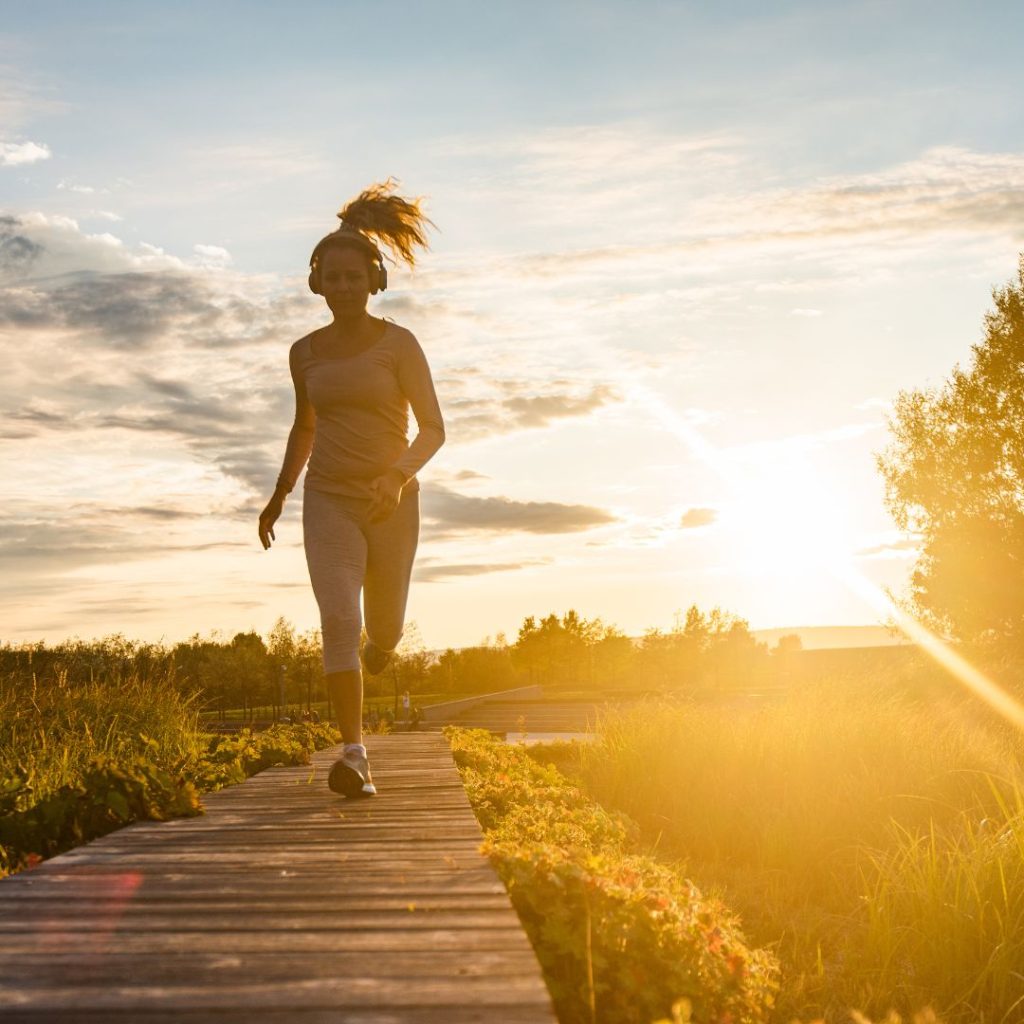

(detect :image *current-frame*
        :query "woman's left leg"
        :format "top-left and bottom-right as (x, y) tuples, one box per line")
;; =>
(362, 488), (420, 656)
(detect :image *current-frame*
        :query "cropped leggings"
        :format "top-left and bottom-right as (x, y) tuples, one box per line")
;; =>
(302, 486), (420, 675)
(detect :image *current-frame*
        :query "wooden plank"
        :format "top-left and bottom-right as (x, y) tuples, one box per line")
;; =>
(0, 974), (553, 1010)
(0, 735), (556, 1022)
(0, 950), (541, 984)
(0, 1009), (549, 1024)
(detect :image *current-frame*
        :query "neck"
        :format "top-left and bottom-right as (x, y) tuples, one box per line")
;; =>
(331, 310), (371, 334)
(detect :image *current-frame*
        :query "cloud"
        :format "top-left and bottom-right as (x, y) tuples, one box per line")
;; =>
(0, 141), (51, 167)
(193, 244), (233, 268)
(856, 536), (920, 559)
(0, 214), (321, 493)
(413, 560), (545, 582)
(0, 216), (44, 275)
(432, 141), (1024, 293)
(438, 377), (619, 441)
(680, 507), (717, 528)
(57, 180), (99, 194)
(422, 484), (615, 537)
(0, 513), (247, 574)
(0, 270), (224, 346)
(682, 146), (1024, 256)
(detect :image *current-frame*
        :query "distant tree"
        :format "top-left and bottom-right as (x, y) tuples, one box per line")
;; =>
(877, 256), (1024, 642)
(772, 634), (803, 656)
(390, 622), (432, 695)
(228, 630), (271, 712)
(513, 610), (608, 687)
(702, 608), (766, 690)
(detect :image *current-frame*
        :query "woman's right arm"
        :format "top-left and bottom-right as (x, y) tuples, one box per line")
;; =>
(259, 341), (316, 550)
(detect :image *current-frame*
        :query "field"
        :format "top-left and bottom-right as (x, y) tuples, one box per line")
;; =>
(5, 639), (1024, 1022)
(563, 683), (1024, 1022)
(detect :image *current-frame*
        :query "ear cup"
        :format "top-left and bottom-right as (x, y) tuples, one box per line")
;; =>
(308, 268), (321, 295)
(367, 260), (387, 295)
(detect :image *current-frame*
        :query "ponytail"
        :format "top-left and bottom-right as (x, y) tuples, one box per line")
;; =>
(336, 178), (433, 268)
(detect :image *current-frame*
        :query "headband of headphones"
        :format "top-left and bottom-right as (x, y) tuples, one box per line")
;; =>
(308, 222), (388, 295)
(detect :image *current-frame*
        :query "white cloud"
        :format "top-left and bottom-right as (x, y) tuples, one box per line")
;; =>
(193, 244), (233, 268)
(0, 140), (51, 167)
(428, 140), (1024, 293)
(58, 180), (103, 194)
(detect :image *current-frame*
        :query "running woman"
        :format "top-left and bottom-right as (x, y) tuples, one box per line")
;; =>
(258, 182), (445, 798)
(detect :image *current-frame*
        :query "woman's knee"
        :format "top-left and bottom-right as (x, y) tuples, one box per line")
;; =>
(321, 611), (362, 674)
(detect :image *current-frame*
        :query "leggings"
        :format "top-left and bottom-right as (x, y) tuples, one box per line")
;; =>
(302, 486), (420, 674)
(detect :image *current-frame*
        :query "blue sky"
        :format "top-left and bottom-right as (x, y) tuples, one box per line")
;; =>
(3, 2), (1024, 649)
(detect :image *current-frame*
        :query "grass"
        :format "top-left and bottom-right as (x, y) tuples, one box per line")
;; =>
(1, 666), (205, 808)
(0, 666), (342, 875)
(566, 684), (1024, 1022)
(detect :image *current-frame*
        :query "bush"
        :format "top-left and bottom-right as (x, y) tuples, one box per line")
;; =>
(448, 727), (779, 1024)
(0, 721), (341, 877)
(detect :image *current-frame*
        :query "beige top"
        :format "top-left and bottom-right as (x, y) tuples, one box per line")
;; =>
(282, 321), (445, 500)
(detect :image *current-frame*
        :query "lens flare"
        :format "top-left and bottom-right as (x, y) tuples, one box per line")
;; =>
(629, 380), (1024, 731)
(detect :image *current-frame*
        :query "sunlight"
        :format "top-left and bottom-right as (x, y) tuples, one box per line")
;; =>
(721, 455), (855, 581)
(630, 380), (1024, 731)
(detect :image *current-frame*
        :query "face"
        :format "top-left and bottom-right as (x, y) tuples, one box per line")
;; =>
(317, 244), (373, 317)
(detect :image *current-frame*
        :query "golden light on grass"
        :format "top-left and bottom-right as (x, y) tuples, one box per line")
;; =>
(631, 380), (1024, 732)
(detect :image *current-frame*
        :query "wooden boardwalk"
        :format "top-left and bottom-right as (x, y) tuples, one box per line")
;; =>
(0, 734), (556, 1023)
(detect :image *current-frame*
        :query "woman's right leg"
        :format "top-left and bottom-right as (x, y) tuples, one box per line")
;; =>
(302, 488), (368, 744)
(325, 669), (362, 745)
(363, 488), (420, 657)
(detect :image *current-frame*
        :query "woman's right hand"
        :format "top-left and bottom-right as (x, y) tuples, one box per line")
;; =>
(259, 493), (285, 550)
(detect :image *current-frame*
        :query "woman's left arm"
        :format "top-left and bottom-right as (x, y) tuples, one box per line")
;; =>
(391, 332), (446, 481)
(367, 333), (445, 521)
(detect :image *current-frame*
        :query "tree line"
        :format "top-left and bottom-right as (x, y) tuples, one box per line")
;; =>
(1, 605), (800, 716)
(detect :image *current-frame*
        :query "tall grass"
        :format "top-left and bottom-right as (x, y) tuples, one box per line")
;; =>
(857, 797), (1024, 1023)
(574, 685), (1024, 1022)
(1, 667), (205, 809)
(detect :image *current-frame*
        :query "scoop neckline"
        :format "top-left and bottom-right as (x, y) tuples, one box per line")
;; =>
(308, 320), (391, 361)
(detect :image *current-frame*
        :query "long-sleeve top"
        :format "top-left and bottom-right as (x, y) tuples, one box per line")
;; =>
(278, 321), (445, 500)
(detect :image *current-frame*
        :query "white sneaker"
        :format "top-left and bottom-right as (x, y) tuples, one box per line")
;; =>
(328, 746), (376, 798)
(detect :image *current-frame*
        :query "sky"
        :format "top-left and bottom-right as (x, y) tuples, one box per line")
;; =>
(2, 1), (1024, 652)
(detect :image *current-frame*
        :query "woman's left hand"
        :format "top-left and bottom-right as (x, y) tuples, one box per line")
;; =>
(367, 468), (405, 522)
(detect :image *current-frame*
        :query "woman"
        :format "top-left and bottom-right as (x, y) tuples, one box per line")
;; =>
(258, 182), (445, 798)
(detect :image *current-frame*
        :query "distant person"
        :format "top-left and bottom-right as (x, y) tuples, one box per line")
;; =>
(258, 182), (445, 798)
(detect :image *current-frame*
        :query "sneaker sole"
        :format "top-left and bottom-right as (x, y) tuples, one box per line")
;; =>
(360, 645), (392, 676)
(328, 760), (376, 798)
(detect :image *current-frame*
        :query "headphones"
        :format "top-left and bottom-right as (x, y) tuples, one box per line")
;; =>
(308, 225), (388, 296)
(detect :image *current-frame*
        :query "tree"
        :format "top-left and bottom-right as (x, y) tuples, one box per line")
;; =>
(877, 256), (1024, 642)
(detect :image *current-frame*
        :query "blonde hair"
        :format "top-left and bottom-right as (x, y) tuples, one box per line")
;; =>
(334, 178), (433, 268)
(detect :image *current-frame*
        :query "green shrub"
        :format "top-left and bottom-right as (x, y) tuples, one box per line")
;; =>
(448, 728), (779, 1024)
(0, 721), (341, 877)
(0, 746), (202, 875)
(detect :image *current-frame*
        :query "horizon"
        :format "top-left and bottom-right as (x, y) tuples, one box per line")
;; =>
(3, 2), (1024, 651)
(0, 619), (907, 655)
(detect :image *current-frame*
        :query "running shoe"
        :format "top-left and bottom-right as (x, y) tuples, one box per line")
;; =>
(360, 641), (392, 676)
(328, 746), (377, 798)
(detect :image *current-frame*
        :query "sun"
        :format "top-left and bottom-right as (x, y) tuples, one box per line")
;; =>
(720, 453), (857, 587)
